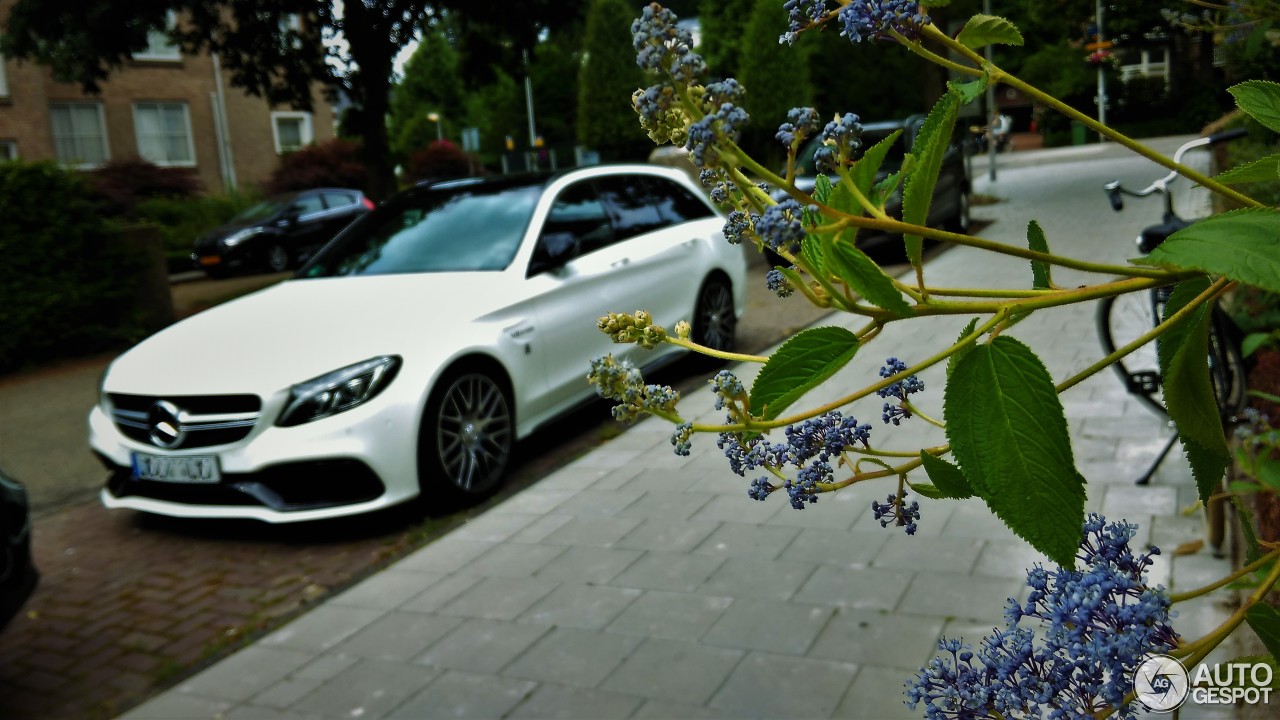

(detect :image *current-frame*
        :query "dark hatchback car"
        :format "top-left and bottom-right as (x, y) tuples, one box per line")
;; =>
(782, 114), (970, 253)
(193, 188), (374, 277)
(0, 467), (37, 632)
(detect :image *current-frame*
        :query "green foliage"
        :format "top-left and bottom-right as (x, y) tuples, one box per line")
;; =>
(748, 327), (860, 421)
(1142, 209), (1280, 293)
(83, 159), (202, 218)
(738, 0), (812, 166)
(265, 139), (370, 196)
(697, 0), (754, 78)
(0, 161), (146, 374)
(902, 86), (961, 266)
(1231, 80), (1280, 133)
(955, 15), (1024, 50)
(918, 452), (974, 499)
(1026, 221), (1052, 290)
(820, 232), (912, 316)
(578, 0), (649, 160)
(1245, 605), (1280, 661)
(944, 336), (1088, 566)
(388, 26), (466, 162)
(134, 192), (259, 271)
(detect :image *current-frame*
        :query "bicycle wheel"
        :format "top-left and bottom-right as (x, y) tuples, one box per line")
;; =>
(1097, 289), (1167, 416)
(1208, 307), (1248, 420)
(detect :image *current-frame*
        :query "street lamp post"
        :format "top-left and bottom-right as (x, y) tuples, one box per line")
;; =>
(427, 112), (443, 143)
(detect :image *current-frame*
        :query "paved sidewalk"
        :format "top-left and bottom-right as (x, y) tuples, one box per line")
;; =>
(120, 139), (1242, 720)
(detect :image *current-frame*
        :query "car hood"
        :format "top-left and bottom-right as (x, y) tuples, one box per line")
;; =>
(106, 273), (521, 396)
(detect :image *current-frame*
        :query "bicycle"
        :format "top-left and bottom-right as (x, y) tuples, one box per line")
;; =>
(1095, 130), (1250, 553)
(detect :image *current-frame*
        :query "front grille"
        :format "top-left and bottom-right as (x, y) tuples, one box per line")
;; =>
(109, 393), (262, 450)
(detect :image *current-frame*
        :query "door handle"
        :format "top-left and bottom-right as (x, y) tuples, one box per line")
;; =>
(610, 257), (631, 268)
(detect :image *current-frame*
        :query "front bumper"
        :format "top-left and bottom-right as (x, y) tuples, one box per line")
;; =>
(89, 392), (422, 523)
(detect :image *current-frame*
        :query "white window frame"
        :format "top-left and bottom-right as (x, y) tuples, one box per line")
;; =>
(271, 111), (313, 154)
(0, 141), (17, 161)
(132, 11), (181, 61)
(49, 102), (110, 168)
(132, 102), (196, 167)
(0, 51), (9, 98)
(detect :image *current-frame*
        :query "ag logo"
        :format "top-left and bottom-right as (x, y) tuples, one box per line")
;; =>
(1133, 653), (1189, 712)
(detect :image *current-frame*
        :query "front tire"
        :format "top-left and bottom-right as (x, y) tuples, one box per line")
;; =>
(265, 243), (291, 273)
(419, 370), (513, 503)
(947, 190), (971, 234)
(693, 276), (736, 353)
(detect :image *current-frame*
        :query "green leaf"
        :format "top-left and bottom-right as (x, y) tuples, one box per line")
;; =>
(1026, 220), (1052, 290)
(955, 14), (1024, 50)
(1258, 458), (1280, 491)
(1231, 496), (1263, 563)
(851, 129), (903, 205)
(1246, 604), (1280, 661)
(1230, 80), (1280, 134)
(800, 233), (825, 276)
(749, 326), (859, 420)
(828, 178), (860, 217)
(822, 230), (912, 316)
(1157, 278), (1230, 503)
(1243, 332), (1274, 357)
(947, 318), (980, 379)
(1228, 481), (1261, 495)
(919, 452), (973, 499)
(1250, 389), (1280, 404)
(903, 90), (960, 266)
(1140, 208), (1280, 294)
(944, 336), (1087, 566)
(952, 78), (988, 107)
(813, 174), (834, 205)
(907, 483), (948, 500)
(1215, 153), (1280, 184)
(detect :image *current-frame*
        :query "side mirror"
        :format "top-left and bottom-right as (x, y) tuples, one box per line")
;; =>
(529, 231), (579, 276)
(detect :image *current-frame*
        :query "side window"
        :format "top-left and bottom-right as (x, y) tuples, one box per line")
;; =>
(595, 175), (666, 241)
(322, 191), (357, 210)
(647, 177), (713, 224)
(291, 194), (325, 216)
(533, 182), (615, 268)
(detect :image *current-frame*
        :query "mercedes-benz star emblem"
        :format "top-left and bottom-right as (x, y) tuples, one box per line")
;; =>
(147, 400), (186, 449)
(1132, 653), (1189, 712)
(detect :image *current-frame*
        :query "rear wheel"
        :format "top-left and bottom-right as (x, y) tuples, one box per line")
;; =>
(419, 369), (513, 503)
(1097, 290), (1166, 416)
(693, 277), (736, 353)
(946, 190), (971, 234)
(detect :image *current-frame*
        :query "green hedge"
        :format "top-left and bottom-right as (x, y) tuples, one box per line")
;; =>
(134, 193), (259, 274)
(0, 161), (148, 374)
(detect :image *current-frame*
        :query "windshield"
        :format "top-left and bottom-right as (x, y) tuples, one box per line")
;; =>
(300, 185), (542, 277)
(231, 198), (291, 223)
(795, 128), (907, 177)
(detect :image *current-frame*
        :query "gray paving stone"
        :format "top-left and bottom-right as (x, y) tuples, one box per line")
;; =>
(505, 683), (644, 719)
(609, 551), (726, 593)
(701, 598), (833, 656)
(329, 570), (446, 611)
(503, 627), (644, 688)
(631, 700), (739, 718)
(398, 573), (484, 614)
(518, 583), (643, 629)
(852, 496), (961, 537)
(1101, 483), (1180, 518)
(692, 522), (802, 561)
(387, 670), (537, 719)
(777, 527), (888, 568)
(873, 534), (984, 574)
(537, 515), (645, 547)
(896, 572), (1023, 623)
(457, 542), (566, 578)
(936, 500), (1021, 541)
(395, 538), (498, 575)
(413, 617), (550, 674)
(330, 610), (464, 662)
(698, 556), (816, 602)
(808, 609), (945, 669)
(450, 512), (541, 542)
(491, 489), (579, 515)
(259, 606), (388, 653)
(223, 706), (326, 720)
(689, 494), (783, 524)
(604, 590), (732, 640)
(614, 518), (721, 553)
(436, 575), (560, 621)
(508, 514), (576, 543)
(601, 637), (744, 705)
(116, 693), (233, 719)
(709, 651), (858, 719)
(615, 490), (717, 521)
(793, 565), (914, 610)
(617, 468), (702, 494)
(549, 488), (644, 517)
(248, 676), (326, 711)
(290, 659), (439, 719)
(834, 664), (926, 719)
(175, 646), (312, 704)
(538, 465), (625, 491)
(763, 492), (864, 530)
(292, 653), (360, 681)
(533, 545), (644, 584)
(973, 540), (1051, 580)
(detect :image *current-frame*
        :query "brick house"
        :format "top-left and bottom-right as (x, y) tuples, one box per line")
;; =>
(0, 4), (334, 193)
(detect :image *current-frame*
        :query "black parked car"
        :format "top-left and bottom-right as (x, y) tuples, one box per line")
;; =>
(781, 114), (970, 253)
(193, 188), (375, 277)
(0, 467), (37, 632)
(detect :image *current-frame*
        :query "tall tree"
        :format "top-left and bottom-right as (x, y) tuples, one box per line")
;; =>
(698, 0), (754, 79)
(388, 23), (465, 163)
(738, 0), (813, 167)
(0, 0), (579, 198)
(578, 0), (649, 161)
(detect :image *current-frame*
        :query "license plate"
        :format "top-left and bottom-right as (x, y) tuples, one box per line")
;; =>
(198, 256), (222, 266)
(131, 453), (221, 484)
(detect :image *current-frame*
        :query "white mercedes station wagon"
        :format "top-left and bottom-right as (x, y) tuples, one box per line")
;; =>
(89, 165), (748, 522)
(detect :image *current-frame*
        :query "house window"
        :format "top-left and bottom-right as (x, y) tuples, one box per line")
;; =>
(271, 111), (313, 154)
(0, 52), (9, 97)
(133, 102), (195, 166)
(133, 11), (180, 61)
(49, 103), (109, 167)
(0, 141), (16, 161)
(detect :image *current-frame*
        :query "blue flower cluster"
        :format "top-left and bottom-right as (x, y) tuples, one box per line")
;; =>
(587, 354), (680, 423)
(765, 267), (795, 298)
(670, 421), (693, 456)
(755, 199), (811, 255)
(632, 2), (704, 83)
(871, 491), (920, 534)
(877, 357), (925, 425)
(719, 411), (872, 509)
(811, 113), (863, 174)
(710, 369), (747, 412)
(906, 515), (1178, 719)
(687, 102), (750, 168)
(776, 106), (822, 147)
(722, 210), (757, 245)
(781, 0), (831, 45)
(839, 1), (932, 44)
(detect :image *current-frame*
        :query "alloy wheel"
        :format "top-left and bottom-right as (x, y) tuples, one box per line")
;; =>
(434, 373), (512, 493)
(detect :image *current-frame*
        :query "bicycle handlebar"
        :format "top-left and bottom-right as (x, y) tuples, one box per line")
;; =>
(1103, 130), (1248, 211)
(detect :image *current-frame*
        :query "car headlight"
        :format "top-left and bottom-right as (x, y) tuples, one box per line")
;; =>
(276, 356), (402, 427)
(222, 227), (266, 247)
